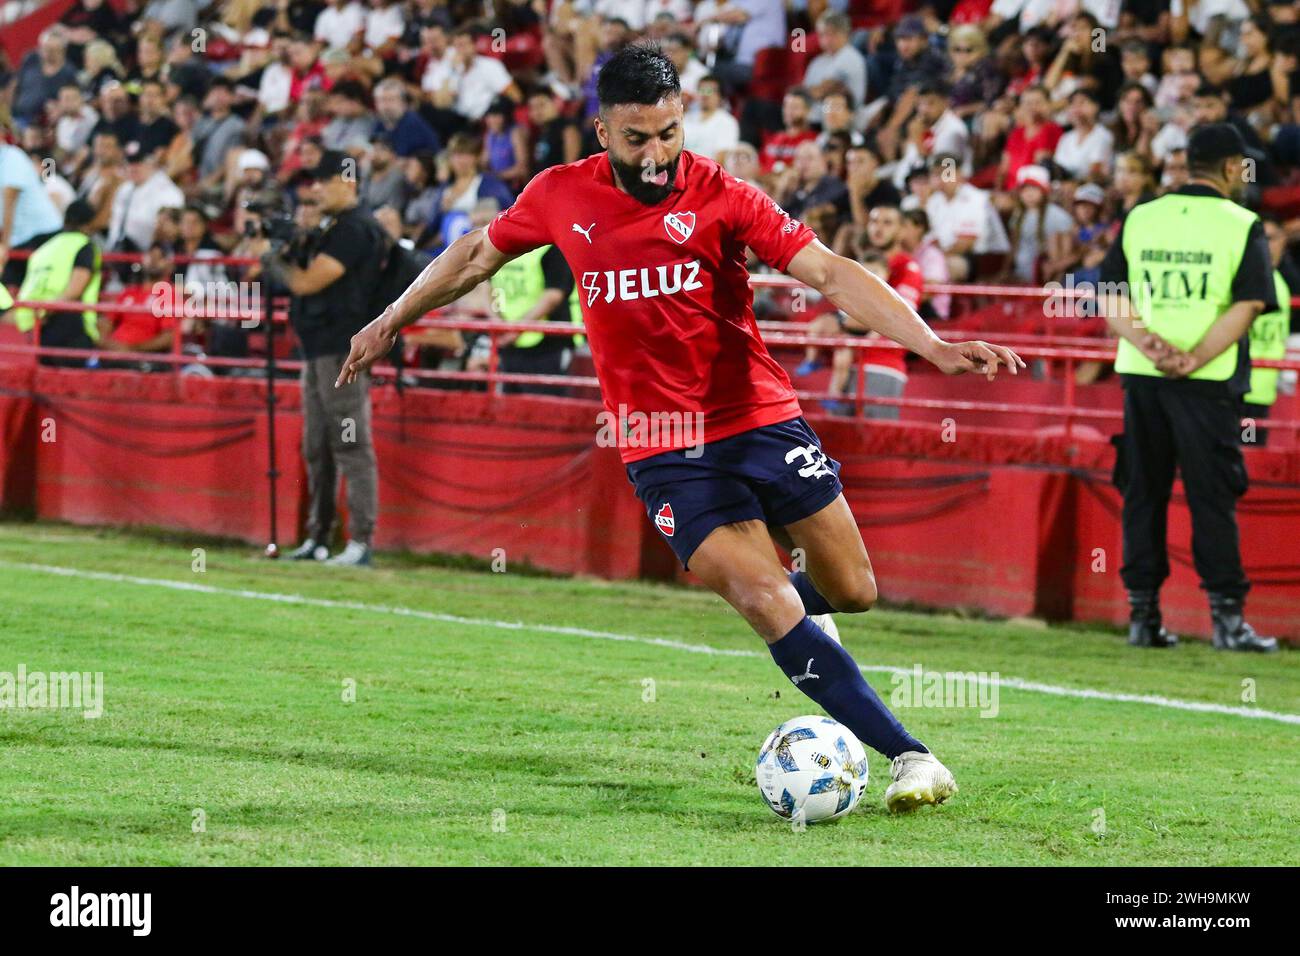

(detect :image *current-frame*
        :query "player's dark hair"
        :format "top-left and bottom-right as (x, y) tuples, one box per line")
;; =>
(596, 42), (681, 114)
(903, 208), (930, 231)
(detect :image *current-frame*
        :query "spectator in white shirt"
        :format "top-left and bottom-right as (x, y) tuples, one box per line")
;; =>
(893, 80), (970, 190)
(364, 0), (406, 54)
(53, 84), (99, 160)
(107, 141), (184, 254)
(662, 31), (710, 105)
(1053, 88), (1114, 180)
(314, 0), (366, 54)
(449, 26), (521, 122)
(684, 75), (740, 159)
(257, 34), (295, 117)
(419, 23), (457, 95)
(802, 12), (867, 108)
(924, 152), (1009, 281)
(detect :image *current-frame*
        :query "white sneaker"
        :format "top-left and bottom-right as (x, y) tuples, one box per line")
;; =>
(884, 751), (958, 813)
(810, 613), (841, 645)
(325, 541), (372, 567)
(287, 539), (329, 561)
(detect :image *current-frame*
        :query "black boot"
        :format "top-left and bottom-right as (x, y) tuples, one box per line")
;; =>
(1128, 590), (1178, 647)
(1209, 594), (1278, 653)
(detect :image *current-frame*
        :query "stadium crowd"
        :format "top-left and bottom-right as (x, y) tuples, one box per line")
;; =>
(2, 0), (1300, 392)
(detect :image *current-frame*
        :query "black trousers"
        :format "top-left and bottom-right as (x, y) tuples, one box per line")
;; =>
(499, 346), (572, 396)
(38, 313), (96, 368)
(1241, 401), (1271, 447)
(1113, 382), (1250, 600)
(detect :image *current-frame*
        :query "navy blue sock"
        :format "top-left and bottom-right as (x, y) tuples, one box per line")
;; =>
(769, 616), (927, 759)
(788, 571), (837, 615)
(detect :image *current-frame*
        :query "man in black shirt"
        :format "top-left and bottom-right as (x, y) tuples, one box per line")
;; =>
(526, 88), (581, 177)
(1097, 124), (1279, 652)
(136, 80), (180, 160)
(261, 151), (384, 567)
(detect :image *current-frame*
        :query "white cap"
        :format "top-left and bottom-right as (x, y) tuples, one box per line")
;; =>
(237, 149), (270, 173)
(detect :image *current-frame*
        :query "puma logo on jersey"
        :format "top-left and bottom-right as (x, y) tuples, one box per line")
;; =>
(572, 222), (595, 243)
(581, 260), (705, 306)
(790, 658), (819, 685)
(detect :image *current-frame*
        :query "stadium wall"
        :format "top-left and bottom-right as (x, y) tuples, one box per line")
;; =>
(0, 364), (1297, 642)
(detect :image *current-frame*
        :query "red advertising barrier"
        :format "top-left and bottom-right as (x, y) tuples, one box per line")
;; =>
(1, 367), (1297, 642)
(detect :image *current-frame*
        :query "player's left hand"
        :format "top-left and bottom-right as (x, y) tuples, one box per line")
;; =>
(336, 307), (399, 387)
(929, 340), (1026, 380)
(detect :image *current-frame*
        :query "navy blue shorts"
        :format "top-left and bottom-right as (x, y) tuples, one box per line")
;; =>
(625, 416), (843, 570)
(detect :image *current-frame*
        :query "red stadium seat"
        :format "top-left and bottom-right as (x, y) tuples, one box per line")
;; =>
(785, 31), (820, 86)
(848, 0), (910, 30)
(749, 46), (790, 102)
(502, 30), (545, 74)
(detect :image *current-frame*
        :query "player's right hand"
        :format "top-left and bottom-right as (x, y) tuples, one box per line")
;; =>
(336, 308), (399, 388)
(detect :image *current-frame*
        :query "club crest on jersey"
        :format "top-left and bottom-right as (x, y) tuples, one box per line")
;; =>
(654, 503), (675, 537)
(663, 211), (696, 245)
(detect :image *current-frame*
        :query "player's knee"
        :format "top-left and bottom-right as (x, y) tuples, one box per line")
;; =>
(831, 569), (877, 614)
(731, 578), (802, 630)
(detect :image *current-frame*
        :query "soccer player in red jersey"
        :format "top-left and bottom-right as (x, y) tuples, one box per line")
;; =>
(337, 45), (1024, 812)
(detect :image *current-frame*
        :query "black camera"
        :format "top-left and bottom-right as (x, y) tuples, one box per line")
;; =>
(244, 211), (298, 244)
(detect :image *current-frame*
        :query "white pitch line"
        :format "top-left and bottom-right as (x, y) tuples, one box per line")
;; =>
(3, 559), (1298, 726)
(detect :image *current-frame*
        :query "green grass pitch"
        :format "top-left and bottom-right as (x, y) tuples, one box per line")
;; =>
(0, 523), (1296, 866)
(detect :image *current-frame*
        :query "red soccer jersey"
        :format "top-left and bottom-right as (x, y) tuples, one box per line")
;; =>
(486, 150), (817, 462)
(109, 285), (177, 347)
(759, 128), (818, 172)
(887, 251), (924, 311)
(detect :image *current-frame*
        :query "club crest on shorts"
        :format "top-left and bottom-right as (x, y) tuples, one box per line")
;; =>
(663, 211), (696, 245)
(654, 502), (675, 536)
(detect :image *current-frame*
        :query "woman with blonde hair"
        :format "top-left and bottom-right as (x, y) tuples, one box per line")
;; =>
(948, 25), (1004, 121)
(81, 39), (125, 97)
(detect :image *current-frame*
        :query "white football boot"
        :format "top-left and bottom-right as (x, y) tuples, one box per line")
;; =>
(325, 540), (373, 567)
(884, 751), (958, 813)
(810, 613), (841, 645)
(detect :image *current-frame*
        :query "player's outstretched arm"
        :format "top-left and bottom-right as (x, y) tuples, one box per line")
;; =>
(335, 226), (514, 387)
(785, 239), (1026, 380)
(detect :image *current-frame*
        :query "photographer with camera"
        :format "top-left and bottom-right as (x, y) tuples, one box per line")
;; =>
(259, 151), (385, 568)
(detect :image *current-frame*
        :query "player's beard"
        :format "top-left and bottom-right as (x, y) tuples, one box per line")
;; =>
(608, 150), (681, 206)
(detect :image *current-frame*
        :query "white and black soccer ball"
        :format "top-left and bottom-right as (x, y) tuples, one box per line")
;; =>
(755, 715), (869, 823)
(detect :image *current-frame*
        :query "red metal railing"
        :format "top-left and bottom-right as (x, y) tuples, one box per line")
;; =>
(4, 259), (1299, 439)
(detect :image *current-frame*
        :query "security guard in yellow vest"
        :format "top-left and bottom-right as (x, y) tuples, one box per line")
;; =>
(488, 243), (578, 395)
(11, 200), (104, 368)
(1099, 124), (1278, 652)
(1239, 216), (1294, 447)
